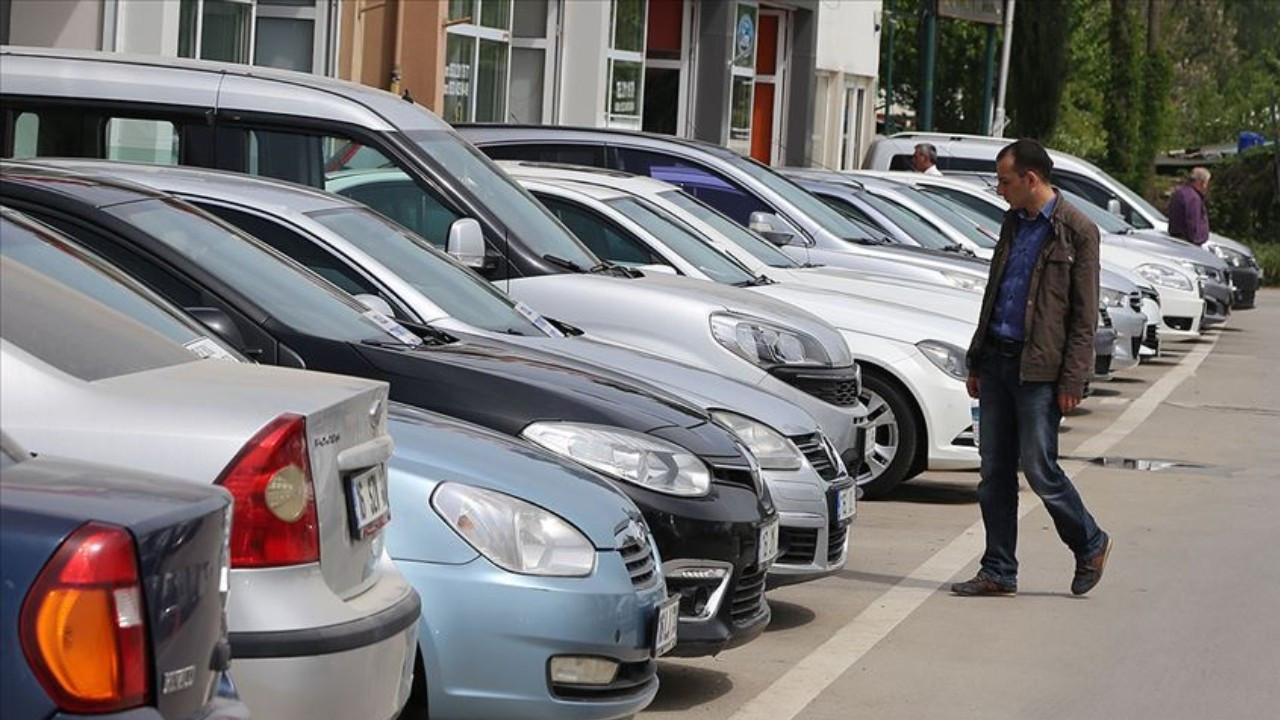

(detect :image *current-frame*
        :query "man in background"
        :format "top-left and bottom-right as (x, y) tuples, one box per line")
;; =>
(912, 143), (943, 175)
(1167, 166), (1211, 246)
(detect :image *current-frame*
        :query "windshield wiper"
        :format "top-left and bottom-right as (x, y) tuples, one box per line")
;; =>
(542, 254), (588, 273)
(588, 260), (643, 278)
(733, 274), (775, 287)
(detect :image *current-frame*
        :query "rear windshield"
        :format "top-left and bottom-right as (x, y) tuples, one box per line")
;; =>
(2, 215), (198, 381)
(105, 199), (413, 345)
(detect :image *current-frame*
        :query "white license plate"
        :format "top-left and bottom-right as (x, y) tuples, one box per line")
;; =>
(758, 517), (779, 565)
(653, 595), (679, 658)
(347, 467), (391, 539)
(835, 485), (857, 523)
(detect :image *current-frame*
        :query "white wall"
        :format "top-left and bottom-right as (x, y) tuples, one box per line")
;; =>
(114, 0), (181, 56)
(815, 0), (881, 77)
(556, 0), (610, 126)
(8, 0), (102, 49)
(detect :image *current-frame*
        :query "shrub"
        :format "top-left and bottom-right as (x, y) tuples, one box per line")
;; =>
(1207, 147), (1280, 248)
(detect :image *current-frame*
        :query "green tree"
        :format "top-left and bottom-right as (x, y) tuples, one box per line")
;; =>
(1007, 0), (1070, 139)
(1103, 0), (1143, 189)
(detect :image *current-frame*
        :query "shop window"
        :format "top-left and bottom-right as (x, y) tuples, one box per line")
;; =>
(728, 2), (758, 154)
(445, 0), (513, 123)
(606, 0), (647, 130)
(179, 0), (327, 74)
(179, 0), (251, 63)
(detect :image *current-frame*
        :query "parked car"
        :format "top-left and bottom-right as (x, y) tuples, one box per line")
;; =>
(30, 159), (858, 588)
(3, 207), (673, 720)
(0, 432), (249, 720)
(830, 171), (998, 259)
(862, 131), (1262, 307)
(0, 207), (419, 720)
(0, 47), (867, 474)
(0, 163), (777, 657)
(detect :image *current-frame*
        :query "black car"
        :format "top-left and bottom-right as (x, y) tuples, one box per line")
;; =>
(0, 433), (247, 720)
(0, 163), (776, 657)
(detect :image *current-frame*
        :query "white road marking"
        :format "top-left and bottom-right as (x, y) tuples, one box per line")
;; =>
(726, 333), (1222, 720)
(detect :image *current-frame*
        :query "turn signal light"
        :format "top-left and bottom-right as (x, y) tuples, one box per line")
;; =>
(20, 522), (149, 713)
(216, 414), (319, 567)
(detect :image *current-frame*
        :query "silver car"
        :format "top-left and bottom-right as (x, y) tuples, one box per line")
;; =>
(44, 160), (857, 586)
(0, 208), (419, 720)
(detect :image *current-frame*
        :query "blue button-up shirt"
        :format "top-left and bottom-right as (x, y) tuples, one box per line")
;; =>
(990, 196), (1057, 341)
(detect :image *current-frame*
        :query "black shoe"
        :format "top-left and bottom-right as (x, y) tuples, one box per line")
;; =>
(1072, 534), (1113, 596)
(951, 574), (1017, 597)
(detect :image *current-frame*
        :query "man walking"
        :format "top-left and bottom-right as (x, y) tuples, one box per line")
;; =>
(953, 138), (1112, 598)
(1167, 166), (1211, 246)
(912, 143), (943, 175)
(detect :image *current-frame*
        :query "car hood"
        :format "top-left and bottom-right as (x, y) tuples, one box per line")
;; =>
(768, 266), (982, 324)
(384, 404), (642, 556)
(504, 334), (821, 437)
(353, 333), (749, 464)
(507, 272), (853, 368)
(747, 282), (976, 348)
(1111, 231), (1229, 270)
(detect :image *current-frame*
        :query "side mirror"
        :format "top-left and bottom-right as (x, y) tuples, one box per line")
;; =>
(353, 293), (396, 318)
(635, 263), (678, 276)
(748, 211), (796, 246)
(1106, 198), (1123, 217)
(186, 306), (247, 350)
(446, 218), (486, 269)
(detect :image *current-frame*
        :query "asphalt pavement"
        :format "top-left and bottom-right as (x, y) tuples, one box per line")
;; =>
(645, 288), (1280, 720)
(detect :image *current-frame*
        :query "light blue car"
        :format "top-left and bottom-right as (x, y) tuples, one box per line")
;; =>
(384, 404), (673, 720)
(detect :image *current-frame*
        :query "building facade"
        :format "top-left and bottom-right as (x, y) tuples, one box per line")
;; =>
(1, 0), (880, 167)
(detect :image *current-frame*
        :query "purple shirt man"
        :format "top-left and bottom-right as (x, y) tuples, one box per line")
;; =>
(1167, 166), (1210, 246)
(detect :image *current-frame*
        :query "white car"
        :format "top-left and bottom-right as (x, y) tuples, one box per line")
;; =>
(503, 163), (985, 497)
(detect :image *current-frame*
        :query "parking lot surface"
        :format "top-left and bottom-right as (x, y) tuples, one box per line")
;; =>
(645, 289), (1280, 720)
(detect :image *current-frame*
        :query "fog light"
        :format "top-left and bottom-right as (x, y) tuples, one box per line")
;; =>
(550, 656), (618, 685)
(666, 566), (728, 581)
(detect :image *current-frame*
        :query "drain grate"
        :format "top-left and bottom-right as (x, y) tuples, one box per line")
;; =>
(1065, 456), (1227, 476)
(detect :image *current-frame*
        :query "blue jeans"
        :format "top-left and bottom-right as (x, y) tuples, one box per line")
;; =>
(976, 341), (1106, 585)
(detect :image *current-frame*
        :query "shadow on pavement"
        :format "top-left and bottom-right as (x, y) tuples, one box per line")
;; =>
(1088, 386), (1122, 397)
(763, 599), (816, 633)
(884, 479), (977, 505)
(650, 663), (734, 711)
(1106, 375), (1147, 384)
(835, 569), (947, 591)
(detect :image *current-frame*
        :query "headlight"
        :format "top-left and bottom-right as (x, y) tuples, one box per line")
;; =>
(940, 270), (987, 292)
(1134, 263), (1194, 291)
(522, 422), (711, 497)
(710, 411), (803, 471)
(1210, 244), (1245, 267)
(1099, 287), (1127, 308)
(916, 340), (968, 381)
(431, 483), (596, 576)
(710, 313), (833, 367)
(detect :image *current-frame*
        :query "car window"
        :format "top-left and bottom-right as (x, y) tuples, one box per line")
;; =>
(1, 220), (198, 382)
(330, 176), (462, 251)
(103, 199), (414, 345)
(307, 207), (546, 336)
(657, 189), (799, 268)
(918, 186), (1006, 225)
(482, 143), (609, 167)
(603, 196), (758, 285)
(196, 204), (387, 300)
(857, 192), (957, 250)
(615, 149), (771, 226)
(1059, 188), (1134, 234)
(536, 195), (665, 267)
(898, 187), (997, 248)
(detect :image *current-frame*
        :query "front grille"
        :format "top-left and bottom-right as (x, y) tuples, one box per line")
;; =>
(730, 565), (768, 626)
(1144, 323), (1160, 348)
(770, 367), (862, 407)
(777, 527), (818, 565)
(712, 466), (760, 494)
(617, 529), (658, 590)
(828, 524), (849, 564)
(1166, 316), (1193, 331)
(791, 433), (839, 480)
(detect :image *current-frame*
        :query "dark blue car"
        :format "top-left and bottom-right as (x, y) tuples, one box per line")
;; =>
(0, 433), (250, 720)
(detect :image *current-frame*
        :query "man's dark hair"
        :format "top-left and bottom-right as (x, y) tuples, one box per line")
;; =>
(996, 138), (1053, 183)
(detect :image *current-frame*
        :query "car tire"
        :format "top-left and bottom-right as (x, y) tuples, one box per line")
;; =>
(855, 370), (920, 499)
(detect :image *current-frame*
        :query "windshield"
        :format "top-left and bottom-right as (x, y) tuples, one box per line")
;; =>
(715, 155), (880, 241)
(406, 130), (600, 269)
(856, 192), (957, 250)
(1077, 157), (1167, 223)
(1060, 189), (1134, 234)
(107, 199), (415, 346)
(658, 189), (799, 268)
(898, 187), (997, 248)
(604, 196), (758, 285)
(307, 207), (545, 336)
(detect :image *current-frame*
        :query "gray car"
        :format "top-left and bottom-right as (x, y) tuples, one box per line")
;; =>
(42, 159), (857, 585)
(0, 208), (419, 720)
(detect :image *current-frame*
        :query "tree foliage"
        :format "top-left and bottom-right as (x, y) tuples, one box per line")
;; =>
(1006, 0), (1069, 140)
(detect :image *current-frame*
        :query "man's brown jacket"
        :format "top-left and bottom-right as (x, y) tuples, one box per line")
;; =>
(965, 190), (1100, 398)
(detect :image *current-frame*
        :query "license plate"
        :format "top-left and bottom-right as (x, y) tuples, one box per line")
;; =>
(758, 517), (779, 565)
(834, 485), (856, 523)
(653, 595), (679, 658)
(345, 467), (391, 539)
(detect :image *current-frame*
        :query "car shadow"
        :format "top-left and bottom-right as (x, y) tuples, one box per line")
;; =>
(1106, 375), (1146, 384)
(1088, 386), (1122, 397)
(834, 569), (947, 591)
(763, 599), (817, 632)
(885, 478), (977, 505)
(650, 663), (734, 710)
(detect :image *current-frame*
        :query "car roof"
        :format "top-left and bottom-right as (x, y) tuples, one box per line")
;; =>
(0, 161), (164, 207)
(498, 160), (677, 198)
(457, 123), (746, 160)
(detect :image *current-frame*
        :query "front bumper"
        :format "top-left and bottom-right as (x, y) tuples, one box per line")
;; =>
(893, 349), (978, 471)
(626, 480), (772, 657)
(761, 364), (867, 469)
(400, 550), (665, 720)
(1093, 324), (1118, 380)
(1229, 266), (1261, 307)
(1199, 277), (1232, 326)
(1106, 305), (1145, 372)
(765, 463), (855, 588)
(1155, 284), (1205, 340)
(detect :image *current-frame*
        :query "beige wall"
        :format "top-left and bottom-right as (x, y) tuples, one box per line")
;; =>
(8, 0), (102, 50)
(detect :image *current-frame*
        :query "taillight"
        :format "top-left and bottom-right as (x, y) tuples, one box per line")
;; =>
(216, 413), (320, 568)
(20, 522), (150, 713)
